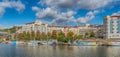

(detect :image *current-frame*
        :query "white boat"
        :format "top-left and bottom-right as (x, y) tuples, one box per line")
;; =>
(109, 41), (120, 46)
(28, 41), (38, 46)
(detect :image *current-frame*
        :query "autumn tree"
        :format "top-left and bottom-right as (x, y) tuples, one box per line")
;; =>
(51, 30), (57, 39)
(41, 32), (47, 40)
(30, 30), (35, 40)
(67, 31), (74, 42)
(47, 32), (51, 39)
(36, 30), (41, 40)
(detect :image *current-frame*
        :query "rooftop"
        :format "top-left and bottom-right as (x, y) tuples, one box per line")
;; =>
(110, 16), (120, 18)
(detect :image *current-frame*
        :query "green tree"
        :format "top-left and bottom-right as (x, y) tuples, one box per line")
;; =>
(57, 31), (67, 43)
(51, 30), (57, 39)
(21, 31), (26, 40)
(58, 31), (65, 37)
(77, 35), (83, 39)
(47, 32), (51, 40)
(90, 31), (95, 38)
(25, 32), (30, 40)
(85, 32), (89, 38)
(67, 31), (74, 42)
(67, 31), (74, 37)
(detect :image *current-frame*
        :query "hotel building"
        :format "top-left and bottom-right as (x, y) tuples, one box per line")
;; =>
(104, 15), (120, 39)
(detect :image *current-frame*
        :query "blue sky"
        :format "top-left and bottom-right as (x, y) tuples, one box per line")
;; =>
(0, 0), (120, 28)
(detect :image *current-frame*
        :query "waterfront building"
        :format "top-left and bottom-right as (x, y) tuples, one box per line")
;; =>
(17, 20), (102, 37)
(47, 25), (98, 36)
(104, 15), (120, 39)
(47, 26), (64, 33)
(64, 26), (78, 36)
(0, 32), (9, 41)
(19, 20), (48, 34)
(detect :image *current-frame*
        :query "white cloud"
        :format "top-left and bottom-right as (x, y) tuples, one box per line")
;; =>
(112, 11), (120, 16)
(32, 6), (76, 25)
(39, 0), (114, 10)
(32, 7), (100, 25)
(32, 6), (40, 12)
(0, 7), (5, 17)
(77, 0), (113, 9)
(76, 10), (99, 23)
(33, 7), (58, 19)
(33, 0), (116, 25)
(0, 0), (25, 16)
(51, 11), (75, 25)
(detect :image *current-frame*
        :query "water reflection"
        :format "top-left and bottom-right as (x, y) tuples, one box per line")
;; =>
(0, 44), (120, 57)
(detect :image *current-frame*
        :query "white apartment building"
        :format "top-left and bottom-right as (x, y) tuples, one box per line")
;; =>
(18, 20), (48, 34)
(104, 15), (120, 39)
(17, 20), (101, 36)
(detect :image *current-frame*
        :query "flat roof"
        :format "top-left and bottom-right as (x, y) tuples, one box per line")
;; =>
(110, 16), (120, 18)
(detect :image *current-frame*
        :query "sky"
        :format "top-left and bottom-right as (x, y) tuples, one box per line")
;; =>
(0, 0), (120, 28)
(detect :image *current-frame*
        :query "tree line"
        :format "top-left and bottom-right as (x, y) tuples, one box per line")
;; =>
(14, 30), (96, 43)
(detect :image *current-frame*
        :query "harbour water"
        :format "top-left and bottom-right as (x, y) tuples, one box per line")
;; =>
(0, 44), (120, 57)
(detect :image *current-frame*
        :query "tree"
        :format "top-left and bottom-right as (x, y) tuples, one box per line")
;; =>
(74, 35), (83, 40)
(90, 31), (95, 38)
(36, 30), (41, 40)
(67, 31), (74, 42)
(47, 32), (51, 39)
(30, 31), (35, 40)
(85, 32), (89, 38)
(57, 31), (67, 43)
(58, 31), (65, 37)
(25, 32), (30, 40)
(41, 32), (47, 40)
(77, 35), (83, 39)
(67, 31), (74, 38)
(21, 31), (26, 40)
(17, 33), (24, 40)
(51, 30), (57, 39)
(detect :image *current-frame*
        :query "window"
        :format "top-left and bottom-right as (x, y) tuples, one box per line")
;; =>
(117, 31), (119, 33)
(117, 35), (119, 37)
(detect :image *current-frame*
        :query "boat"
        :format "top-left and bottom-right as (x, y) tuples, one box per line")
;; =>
(72, 41), (97, 46)
(11, 41), (17, 45)
(47, 40), (57, 45)
(28, 41), (39, 46)
(108, 40), (120, 46)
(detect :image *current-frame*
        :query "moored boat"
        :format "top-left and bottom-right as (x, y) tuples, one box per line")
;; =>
(108, 41), (120, 46)
(72, 41), (97, 46)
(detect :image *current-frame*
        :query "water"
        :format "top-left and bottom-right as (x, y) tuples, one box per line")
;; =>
(0, 44), (120, 57)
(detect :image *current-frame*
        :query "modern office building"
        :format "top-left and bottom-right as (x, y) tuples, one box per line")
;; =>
(104, 15), (120, 39)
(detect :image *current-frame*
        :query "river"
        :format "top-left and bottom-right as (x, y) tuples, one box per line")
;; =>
(0, 44), (120, 57)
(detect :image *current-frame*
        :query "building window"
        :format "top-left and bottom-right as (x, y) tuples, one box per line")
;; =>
(117, 31), (119, 33)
